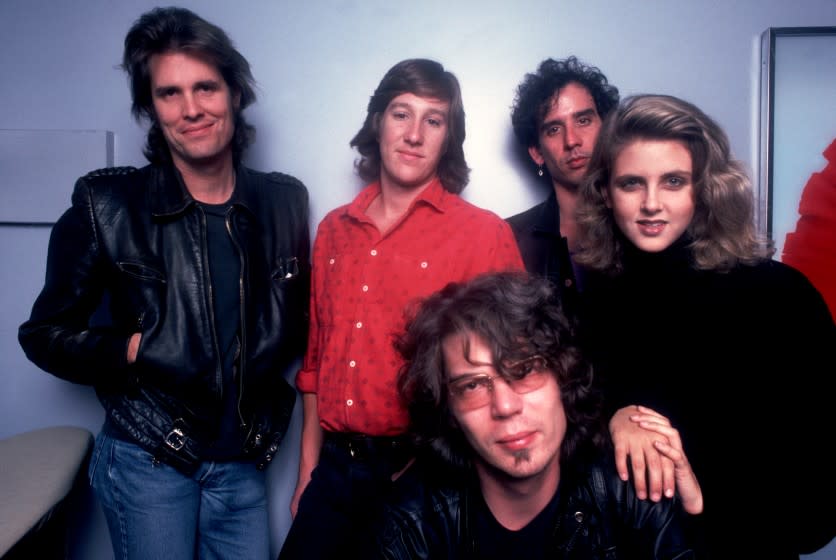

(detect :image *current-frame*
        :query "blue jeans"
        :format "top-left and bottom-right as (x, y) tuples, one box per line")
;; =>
(89, 430), (269, 560)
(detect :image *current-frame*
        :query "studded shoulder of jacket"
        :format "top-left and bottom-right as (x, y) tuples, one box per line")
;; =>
(82, 166), (139, 179)
(261, 170), (307, 193)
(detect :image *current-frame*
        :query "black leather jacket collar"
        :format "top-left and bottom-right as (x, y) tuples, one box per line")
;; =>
(148, 163), (259, 219)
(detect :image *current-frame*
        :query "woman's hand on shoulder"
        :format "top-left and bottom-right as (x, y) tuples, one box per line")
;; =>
(629, 406), (703, 514)
(610, 405), (675, 502)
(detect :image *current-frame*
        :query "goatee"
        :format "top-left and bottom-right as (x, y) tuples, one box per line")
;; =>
(512, 449), (531, 465)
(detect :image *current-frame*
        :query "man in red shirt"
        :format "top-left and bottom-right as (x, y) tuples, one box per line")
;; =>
(279, 59), (523, 559)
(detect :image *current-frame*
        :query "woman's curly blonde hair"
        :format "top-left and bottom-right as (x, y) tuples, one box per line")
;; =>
(575, 94), (772, 274)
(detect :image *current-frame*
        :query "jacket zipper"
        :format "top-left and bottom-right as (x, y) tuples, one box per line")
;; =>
(226, 207), (248, 429)
(198, 207), (225, 407)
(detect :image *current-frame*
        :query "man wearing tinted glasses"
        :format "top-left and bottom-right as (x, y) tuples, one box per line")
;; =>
(375, 272), (704, 559)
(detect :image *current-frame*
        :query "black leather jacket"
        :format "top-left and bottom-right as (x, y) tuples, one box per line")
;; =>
(376, 456), (701, 559)
(506, 192), (581, 320)
(19, 163), (310, 473)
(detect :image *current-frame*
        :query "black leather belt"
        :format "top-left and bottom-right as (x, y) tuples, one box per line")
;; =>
(324, 432), (411, 462)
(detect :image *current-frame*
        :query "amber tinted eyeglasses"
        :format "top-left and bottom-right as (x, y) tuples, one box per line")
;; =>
(446, 355), (550, 411)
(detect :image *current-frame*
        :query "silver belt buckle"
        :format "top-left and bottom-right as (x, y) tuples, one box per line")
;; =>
(164, 426), (186, 451)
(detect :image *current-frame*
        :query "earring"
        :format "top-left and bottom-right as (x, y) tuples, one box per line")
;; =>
(538, 166), (544, 177)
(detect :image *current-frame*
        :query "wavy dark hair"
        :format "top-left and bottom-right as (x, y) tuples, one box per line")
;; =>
(350, 58), (469, 194)
(122, 6), (256, 165)
(511, 56), (619, 180)
(396, 271), (604, 473)
(575, 94), (773, 274)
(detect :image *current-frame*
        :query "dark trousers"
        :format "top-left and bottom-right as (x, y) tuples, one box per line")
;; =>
(278, 432), (411, 560)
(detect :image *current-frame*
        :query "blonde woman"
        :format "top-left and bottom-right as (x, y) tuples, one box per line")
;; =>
(576, 94), (835, 559)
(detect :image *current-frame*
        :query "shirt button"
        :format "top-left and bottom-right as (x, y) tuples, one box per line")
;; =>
(420, 261), (428, 269)
(362, 285), (369, 292)
(356, 322), (363, 329)
(329, 258), (335, 265)
(370, 249), (378, 256)
(349, 360), (356, 368)
(346, 399), (354, 406)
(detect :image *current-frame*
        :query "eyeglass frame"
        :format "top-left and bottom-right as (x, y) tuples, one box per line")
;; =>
(445, 355), (552, 411)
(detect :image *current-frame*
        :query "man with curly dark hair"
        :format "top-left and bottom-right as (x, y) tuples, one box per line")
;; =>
(374, 272), (703, 559)
(507, 57), (619, 319)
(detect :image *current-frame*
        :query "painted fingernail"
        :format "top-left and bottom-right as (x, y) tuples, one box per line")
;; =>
(665, 488), (674, 498)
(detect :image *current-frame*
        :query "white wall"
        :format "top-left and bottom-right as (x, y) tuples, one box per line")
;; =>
(1, 1), (834, 558)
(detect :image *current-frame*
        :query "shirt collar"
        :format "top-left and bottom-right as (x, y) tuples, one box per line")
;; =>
(343, 177), (448, 221)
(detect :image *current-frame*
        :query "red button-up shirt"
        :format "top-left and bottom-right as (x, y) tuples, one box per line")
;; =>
(296, 179), (524, 435)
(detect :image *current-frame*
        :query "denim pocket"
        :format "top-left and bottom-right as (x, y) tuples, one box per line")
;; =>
(87, 430), (108, 484)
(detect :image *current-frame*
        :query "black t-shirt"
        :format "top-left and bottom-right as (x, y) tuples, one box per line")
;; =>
(201, 201), (243, 458)
(472, 486), (561, 559)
